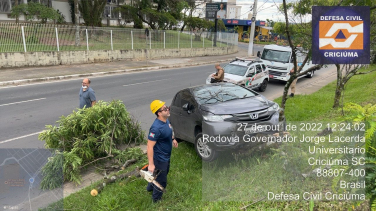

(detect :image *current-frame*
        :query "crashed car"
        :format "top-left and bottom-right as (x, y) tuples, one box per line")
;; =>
(169, 83), (285, 161)
(206, 58), (269, 92)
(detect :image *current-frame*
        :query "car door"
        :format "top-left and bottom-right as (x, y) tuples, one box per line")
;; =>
(252, 64), (265, 87)
(178, 90), (200, 142)
(244, 66), (255, 88)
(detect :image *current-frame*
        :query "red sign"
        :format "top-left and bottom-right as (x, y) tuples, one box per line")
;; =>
(259, 21), (265, 26)
(227, 20), (231, 24)
(232, 20), (239, 24)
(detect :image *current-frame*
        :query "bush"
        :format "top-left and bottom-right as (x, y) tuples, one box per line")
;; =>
(39, 100), (146, 188)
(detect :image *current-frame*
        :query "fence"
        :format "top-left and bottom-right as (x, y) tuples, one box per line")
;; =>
(0, 23), (238, 53)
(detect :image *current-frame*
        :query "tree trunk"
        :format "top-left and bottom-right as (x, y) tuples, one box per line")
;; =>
(74, 0), (80, 47)
(90, 168), (140, 196)
(15, 0), (19, 23)
(333, 64), (342, 108)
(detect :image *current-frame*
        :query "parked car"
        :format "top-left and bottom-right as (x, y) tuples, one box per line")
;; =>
(206, 58), (269, 92)
(169, 83), (285, 161)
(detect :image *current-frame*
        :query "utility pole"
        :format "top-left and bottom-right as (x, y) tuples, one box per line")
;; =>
(248, 0), (258, 57)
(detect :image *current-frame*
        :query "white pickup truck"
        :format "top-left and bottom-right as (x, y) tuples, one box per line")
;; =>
(206, 58), (269, 92)
(260, 44), (321, 81)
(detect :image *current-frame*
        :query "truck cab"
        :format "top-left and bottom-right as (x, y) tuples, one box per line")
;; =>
(260, 44), (319, 81)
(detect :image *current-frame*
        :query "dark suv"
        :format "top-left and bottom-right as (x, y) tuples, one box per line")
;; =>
(169, 83), (284, 161)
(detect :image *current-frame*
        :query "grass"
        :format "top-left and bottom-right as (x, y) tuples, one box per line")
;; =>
(41, 65), (375, 211)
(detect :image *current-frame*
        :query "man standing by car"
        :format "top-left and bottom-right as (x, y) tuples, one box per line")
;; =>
(211, 64), (224, 83)
(79, 78), (96, 109)
(147, 100), (178, 203)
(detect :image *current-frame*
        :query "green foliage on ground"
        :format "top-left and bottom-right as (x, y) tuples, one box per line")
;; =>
(38, 100), (146, 188)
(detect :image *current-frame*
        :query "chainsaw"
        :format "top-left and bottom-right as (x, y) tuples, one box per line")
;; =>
(139, 164), (165, 192)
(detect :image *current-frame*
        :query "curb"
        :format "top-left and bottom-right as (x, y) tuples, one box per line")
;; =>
(0, 58), (237, 87)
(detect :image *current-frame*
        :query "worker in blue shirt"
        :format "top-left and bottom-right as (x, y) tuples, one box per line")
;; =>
(147, 100), (178, 203)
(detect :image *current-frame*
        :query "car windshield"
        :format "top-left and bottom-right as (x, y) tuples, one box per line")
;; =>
(224, 64), (248, 76)
(193, 84), (257, 105)
(261, 49), (291, 63)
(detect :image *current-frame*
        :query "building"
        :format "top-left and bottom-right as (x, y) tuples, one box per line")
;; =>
(0, 0), (133, 26)
(226, 0), (241, 19)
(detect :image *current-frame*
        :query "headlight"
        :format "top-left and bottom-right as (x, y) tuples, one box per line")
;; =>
(281, 73), (288, 77)
(267, 103), (280, 112)
(203, 113), (233, 122)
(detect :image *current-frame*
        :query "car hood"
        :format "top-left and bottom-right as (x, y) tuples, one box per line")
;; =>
(206, 73), (245, 84)
(199, 95), (270, 115)
(223, 73), (244, 83)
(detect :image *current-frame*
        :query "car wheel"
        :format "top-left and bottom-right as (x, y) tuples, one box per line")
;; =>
(194, 133), (218, 162)
(258, 79), (268, 92)
(306, 71), (314, 78)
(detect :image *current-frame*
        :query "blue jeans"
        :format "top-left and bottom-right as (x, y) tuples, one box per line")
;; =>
(146, 159), (170, 202)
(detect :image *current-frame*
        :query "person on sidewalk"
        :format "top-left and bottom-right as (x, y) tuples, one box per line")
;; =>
(210, 63), (224, 83)
(146, 100), (178, 203)
(289, 61), (298, 97)
(79, 78), (96, 109)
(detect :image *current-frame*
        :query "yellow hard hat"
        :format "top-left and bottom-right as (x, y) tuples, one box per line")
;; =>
(150, 100), (165, 114)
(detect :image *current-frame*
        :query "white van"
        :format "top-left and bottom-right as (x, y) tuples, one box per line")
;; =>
(260, 44), (320, 82)
(206, 58), (269, 92)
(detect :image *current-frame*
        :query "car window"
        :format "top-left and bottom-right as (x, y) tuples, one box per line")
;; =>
(224, 64), (248, 76)
(256, 65), (262, 73)
(247, 66), (255, 76)
(261, 49), (291, 63)
(262, 64), (266, 71)
(192, 84), (257, 105)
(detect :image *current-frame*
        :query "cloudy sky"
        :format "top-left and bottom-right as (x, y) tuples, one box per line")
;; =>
(235, 0), (284, 21)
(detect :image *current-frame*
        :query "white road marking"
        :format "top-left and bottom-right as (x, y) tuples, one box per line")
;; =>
(0, 131), (43, 144)
(123, 78), (171, 87)
(0, 98), (46, 107)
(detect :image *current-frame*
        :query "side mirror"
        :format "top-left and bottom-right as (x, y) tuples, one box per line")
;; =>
(182, 103), (193, 114)
(182, 103), (189, 111)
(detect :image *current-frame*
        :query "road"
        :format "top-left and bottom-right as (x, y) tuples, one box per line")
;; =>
(237, 42), (264, 55)
(0, 62), (337, 149)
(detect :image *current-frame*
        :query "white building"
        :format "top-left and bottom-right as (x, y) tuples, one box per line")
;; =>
(226, 0), (241, 19)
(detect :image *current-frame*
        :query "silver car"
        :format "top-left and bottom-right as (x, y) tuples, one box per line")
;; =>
(169, 83), (285, 161)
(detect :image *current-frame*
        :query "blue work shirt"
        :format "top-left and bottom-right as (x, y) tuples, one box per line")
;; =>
(79, 87), (96, 109)
(148, 119), (173, 162)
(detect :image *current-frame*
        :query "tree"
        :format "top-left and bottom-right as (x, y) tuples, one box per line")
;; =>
(10, 2), (62, 23)
(79, 0), (107, 28)
(118, 0), (185, 30)
(279, 0), (375, 111)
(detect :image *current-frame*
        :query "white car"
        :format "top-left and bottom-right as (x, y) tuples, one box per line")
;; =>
(206, 58), (269, 92)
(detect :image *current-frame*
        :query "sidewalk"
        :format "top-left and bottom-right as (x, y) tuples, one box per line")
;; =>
(0, 49), (251, 86)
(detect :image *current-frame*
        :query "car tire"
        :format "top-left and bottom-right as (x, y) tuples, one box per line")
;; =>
(194, 133), (218, 162)
(258, 79), (268, 92)
(306, 71), (314, 78)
